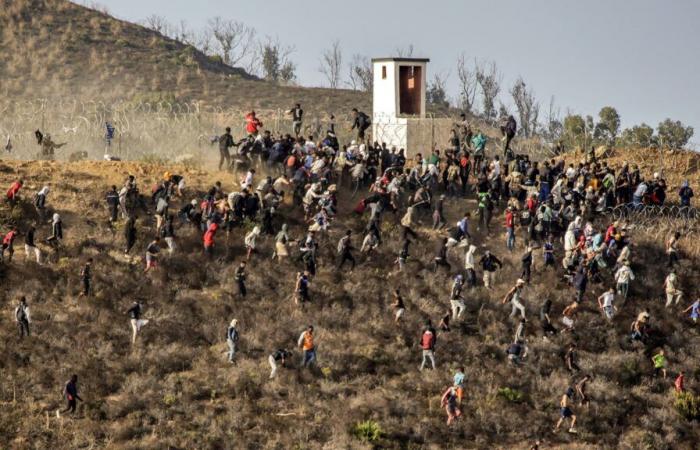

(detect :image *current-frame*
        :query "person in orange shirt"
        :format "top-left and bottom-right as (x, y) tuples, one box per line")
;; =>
(2, 227), (18, 262)
(297, 325), (316, 368)
(203, 222), (218, 258)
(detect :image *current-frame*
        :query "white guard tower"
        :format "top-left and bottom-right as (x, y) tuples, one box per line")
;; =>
(371, 57), (429, 153)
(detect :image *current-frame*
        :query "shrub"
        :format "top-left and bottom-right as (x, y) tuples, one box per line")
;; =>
(163, 393), (177, 406)
(497, 387), (524, 403)
(352, 420), (383, 443)
(674, 391), (700, 420)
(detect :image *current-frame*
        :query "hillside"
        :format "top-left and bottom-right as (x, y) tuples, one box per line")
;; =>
(0, 156), (699, 449)
(0, 0), (370, 112)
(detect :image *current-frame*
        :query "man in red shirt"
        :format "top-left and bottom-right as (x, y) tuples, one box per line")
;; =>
(2, 227), (18, 261)
(505, 206), (515, 252)
(245, 111), (263, 136)
(6, 179), (22, 204)
(203, 222), (218, 258)
(419, 321), (437, 371)
(675, 371), (685, 393)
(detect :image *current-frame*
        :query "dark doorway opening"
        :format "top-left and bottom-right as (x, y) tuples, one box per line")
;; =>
(399, 65), (421, 115)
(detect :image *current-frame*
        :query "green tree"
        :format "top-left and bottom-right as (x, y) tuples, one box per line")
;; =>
(620, 123), (655, 147)
(260, 37), (296, 83)
(563, 114), (586, 148)
(427, 73), (450, 109)
(594, 106), (621, 145)
(657, 119), (694, 149)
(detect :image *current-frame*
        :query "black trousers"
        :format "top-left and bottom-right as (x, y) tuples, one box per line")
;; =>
(18, 319), (30, 337)
(237, 280), (247, 297)
(338, 251), (355, 269)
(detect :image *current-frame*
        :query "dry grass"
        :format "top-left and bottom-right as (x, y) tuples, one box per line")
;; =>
(0, 157), (698, 449)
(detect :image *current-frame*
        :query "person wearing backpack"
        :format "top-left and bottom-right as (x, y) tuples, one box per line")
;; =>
(226, 319), (239, 363)
(14, 297), (31, 338)
(419, 321), (437, 370)
(337, 229), (356, 270)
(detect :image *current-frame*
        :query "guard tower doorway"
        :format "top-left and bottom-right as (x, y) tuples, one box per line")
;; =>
(399, 65), (422, 115)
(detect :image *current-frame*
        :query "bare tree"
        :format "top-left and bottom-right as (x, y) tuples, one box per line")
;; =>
(510, 77), (540, 138)
(456, 53), (477, 114)
(319, 40), (343, 89)
(259, 37), (296, 83)
(474, 60), (502, 121)
(545, 96), (563, 141)
(207, 17), (256, 67)
(427, 72), (451, 108)
(394, 44), (414, 58)
(347, 54), (373, 92)
(194, 28), (215, 56)
(143, 14), (171, 36)
(171, 20), (195, 45)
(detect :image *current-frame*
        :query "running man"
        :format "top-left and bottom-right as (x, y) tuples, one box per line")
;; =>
(554, 387), (578, 433)
(440, 386), (462, 425)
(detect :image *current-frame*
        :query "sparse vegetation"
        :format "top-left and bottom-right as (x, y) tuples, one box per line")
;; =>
(674, 391), (700, 421)
(352, 420), (384, 443)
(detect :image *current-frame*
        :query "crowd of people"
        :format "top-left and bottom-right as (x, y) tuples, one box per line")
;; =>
(2, 104), (697, 439)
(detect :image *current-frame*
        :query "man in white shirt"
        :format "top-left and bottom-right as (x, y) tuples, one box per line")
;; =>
(615, 262), (635, 303)
(241, 169), (255, 190)
(664, 270), (683, 308)
(598, 288), (616, 320)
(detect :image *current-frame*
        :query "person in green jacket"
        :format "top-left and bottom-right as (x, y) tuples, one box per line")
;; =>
(652, 350), (667, 378)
